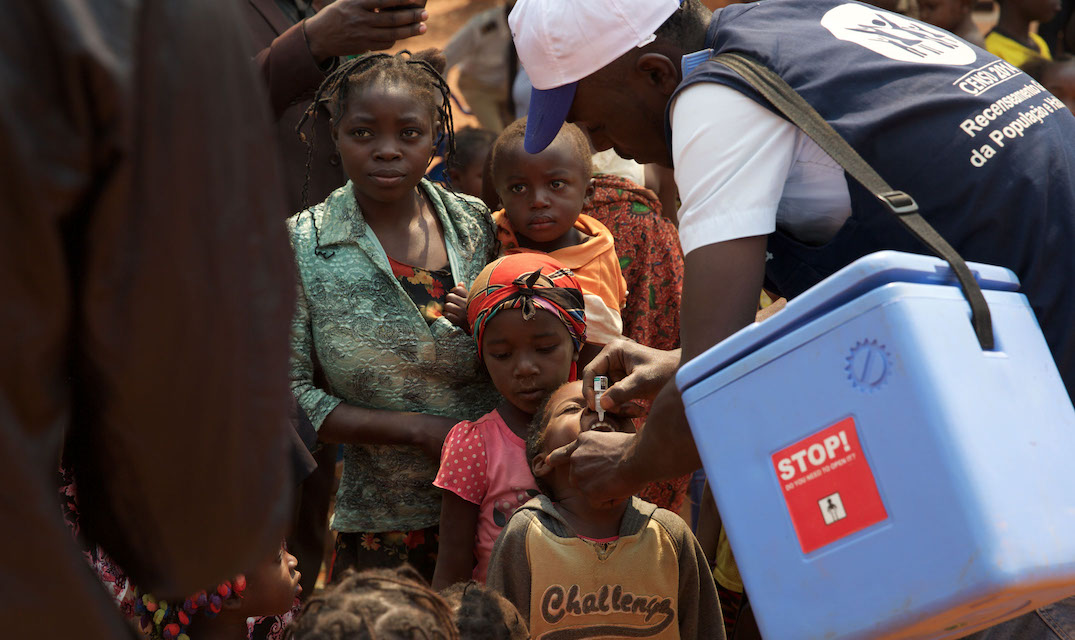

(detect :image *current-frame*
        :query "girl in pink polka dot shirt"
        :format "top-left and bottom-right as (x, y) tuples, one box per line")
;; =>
(431, 254), (587, 589)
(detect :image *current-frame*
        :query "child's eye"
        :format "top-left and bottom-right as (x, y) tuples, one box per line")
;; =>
(401, 128), (423, 139)
(351, 129), (372, 138)
(549, 180), (567, 190)
(536, 343), (561, 354)
(509, 184), (526, 194)
(488, 352), (510, 361)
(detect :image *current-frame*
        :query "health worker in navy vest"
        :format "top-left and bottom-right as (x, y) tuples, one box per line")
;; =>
(512, 0), (1075, 637)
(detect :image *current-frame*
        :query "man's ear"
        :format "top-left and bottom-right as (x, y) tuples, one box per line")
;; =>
(531, 452), (553, 479)
(636, 53), (681, 96)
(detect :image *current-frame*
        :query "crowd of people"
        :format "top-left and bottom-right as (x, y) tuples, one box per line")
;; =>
(3, 0), (1075, 638)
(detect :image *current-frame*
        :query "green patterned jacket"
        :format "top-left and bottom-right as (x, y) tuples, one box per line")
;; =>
(288, 179), (501, 532)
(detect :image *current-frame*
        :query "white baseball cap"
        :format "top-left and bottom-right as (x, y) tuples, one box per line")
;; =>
(509, 0), (682, 153)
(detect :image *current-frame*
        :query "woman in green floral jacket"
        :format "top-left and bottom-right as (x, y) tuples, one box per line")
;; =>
(288, 51), (500, 582)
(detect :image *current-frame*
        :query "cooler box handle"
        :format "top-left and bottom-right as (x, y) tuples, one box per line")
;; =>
(714, 52), (995, 351)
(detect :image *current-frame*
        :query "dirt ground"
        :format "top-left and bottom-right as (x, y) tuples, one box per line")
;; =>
(388, 0), (502, 129)
(412, 0), (501, 51)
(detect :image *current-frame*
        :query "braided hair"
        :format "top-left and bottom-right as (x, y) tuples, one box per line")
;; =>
(285, 565), (458, 639)
(296, 49), (459, 259)
(441, 581), (529, 640)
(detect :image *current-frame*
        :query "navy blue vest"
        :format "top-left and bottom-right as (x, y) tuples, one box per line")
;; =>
(669, 0), (1075, 400)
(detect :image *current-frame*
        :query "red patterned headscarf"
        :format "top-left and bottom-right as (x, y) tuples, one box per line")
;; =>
(467, 255), (587, 376)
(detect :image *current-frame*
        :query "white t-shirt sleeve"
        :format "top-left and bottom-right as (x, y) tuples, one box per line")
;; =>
(671, 82), (801, 255)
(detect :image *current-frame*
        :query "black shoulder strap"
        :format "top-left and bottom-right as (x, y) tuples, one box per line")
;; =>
(713, 51), (994, 350)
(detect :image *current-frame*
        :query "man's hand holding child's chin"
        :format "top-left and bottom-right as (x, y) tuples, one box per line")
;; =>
(545, 429), (647, 505)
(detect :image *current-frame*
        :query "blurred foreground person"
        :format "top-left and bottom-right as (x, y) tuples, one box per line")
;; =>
(0, 1), (295, 637)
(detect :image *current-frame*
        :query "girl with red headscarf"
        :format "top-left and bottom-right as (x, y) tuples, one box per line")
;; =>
(431, 254), (586, 589)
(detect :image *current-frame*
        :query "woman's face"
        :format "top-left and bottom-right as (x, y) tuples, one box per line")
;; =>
(332, 81), (437, 206)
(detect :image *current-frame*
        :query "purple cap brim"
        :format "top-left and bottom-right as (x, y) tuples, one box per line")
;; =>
(524, 82), (578, 154)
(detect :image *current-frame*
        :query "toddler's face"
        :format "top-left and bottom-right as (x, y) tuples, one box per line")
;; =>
(449, 153), (488, 200)
(495, 136), (592, 249)
(540, 380), (635, 456)
(241, 546), (301, 617)
(535, 380), (635, 505)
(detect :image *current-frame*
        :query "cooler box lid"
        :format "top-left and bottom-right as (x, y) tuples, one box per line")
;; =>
(676, 251), (1019, 392)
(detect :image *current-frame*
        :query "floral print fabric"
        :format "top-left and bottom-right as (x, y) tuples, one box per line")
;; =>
(59, 465), (296, 640)
(288, 179), (501, 533)
(582, 173), (683, 352)
(387, 256), (454, 324)
(330, 527), (440, 584)
(582, 173), (691, 513)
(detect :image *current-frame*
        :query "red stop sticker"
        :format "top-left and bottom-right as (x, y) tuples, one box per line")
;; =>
(771, 417), (887, 554)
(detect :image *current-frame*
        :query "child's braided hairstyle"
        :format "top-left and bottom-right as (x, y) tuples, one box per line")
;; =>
(441, 581), (529, 640)
(285, 565), (458, 640)
(296, 49), (467, 259)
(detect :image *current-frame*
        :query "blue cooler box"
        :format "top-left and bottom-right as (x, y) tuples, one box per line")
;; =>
(676, 251), (1075, 640)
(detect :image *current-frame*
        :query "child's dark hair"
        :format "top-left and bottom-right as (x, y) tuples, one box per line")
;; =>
(286, 565), (458, 639)
(296, 49), (459, 258)
(490, 118), (593, 186)
(448, 126), (496, 173)
(525, 391), (560, 499)
(440, 581), (529, 640)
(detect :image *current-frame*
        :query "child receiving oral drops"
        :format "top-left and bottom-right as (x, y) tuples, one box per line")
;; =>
(487, 380), (725, 639)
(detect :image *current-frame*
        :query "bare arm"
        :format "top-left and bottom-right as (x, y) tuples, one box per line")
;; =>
(303, 0), (429, 61)
(551, 236), (768, 501)
(431, 492), (480, 591)
(318, 404), (455, 460)
(289, 271), (453, 459)
(252, 0), (429, 118)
